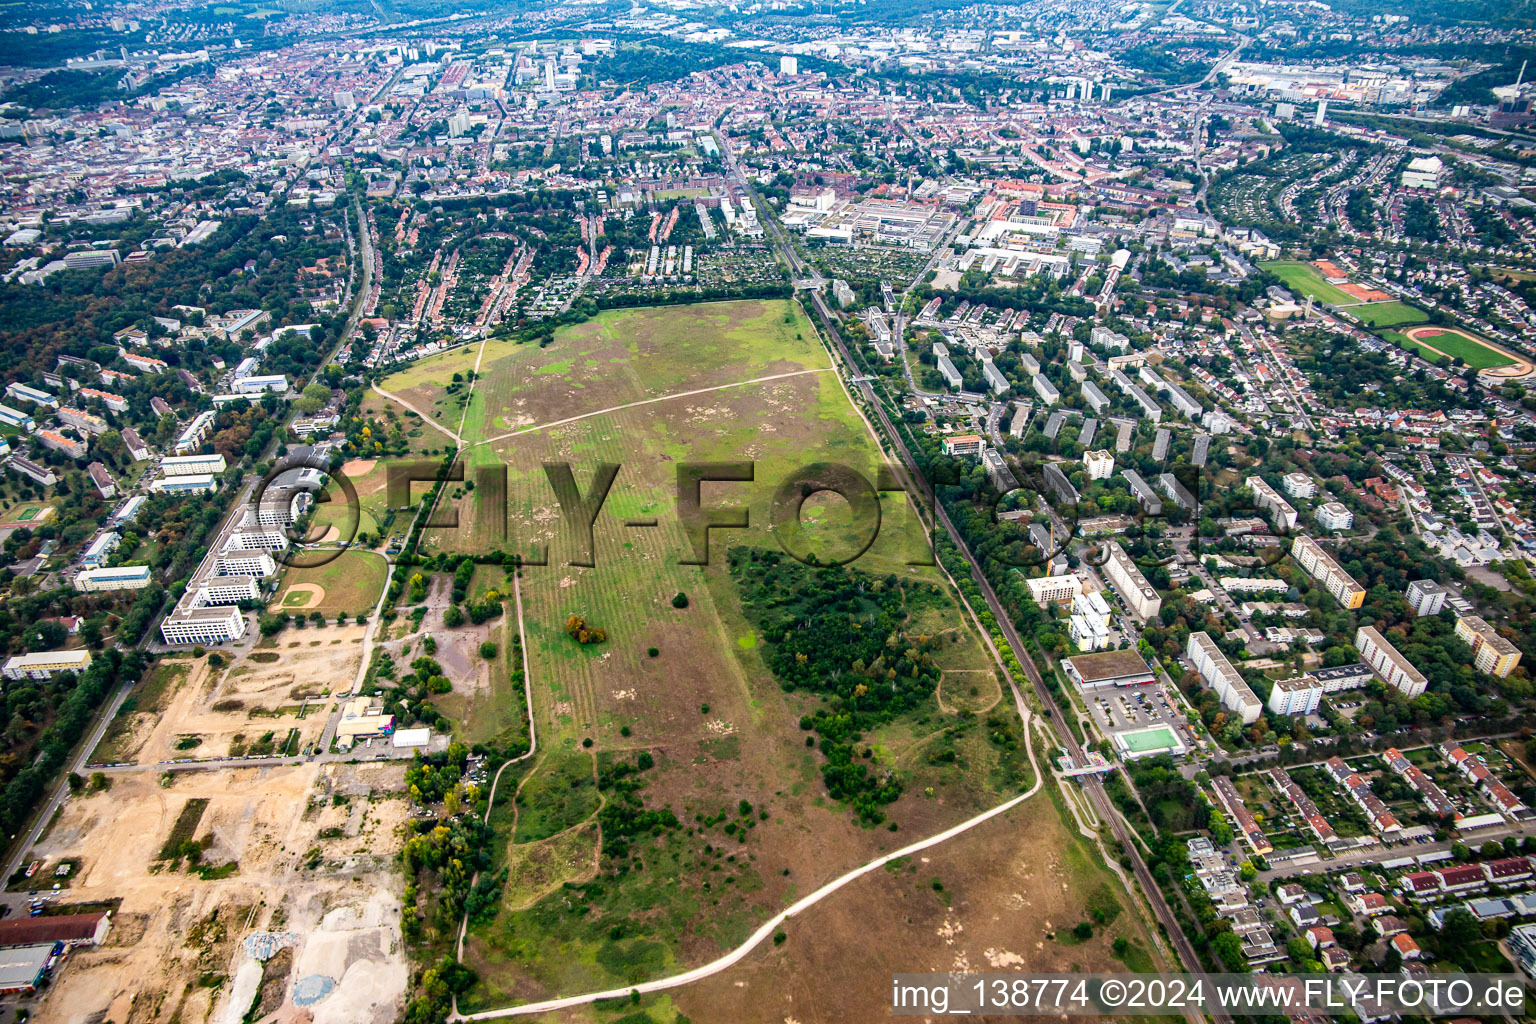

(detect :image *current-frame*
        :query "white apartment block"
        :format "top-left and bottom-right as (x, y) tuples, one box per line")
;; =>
(1356, 626), (1428, 698)
(1247, 475), (1297, 531)
(1315, 502), (1354, 531)
(1268, 675), (1324, 716)
(1406, 579), (1448, 617)
(1102, 540), (1162, 620)
(174, 409), (216, 453)
(1084, 449), (1114, 480)
(1026, 574), (1083, 605)
(161, 453), (228, 476)
(1291, 535), (1365, 609)
(3, 649), (93, 680)
(74, 565), (152, 592)
(1187, 631), (1262, 724)
(1282, 472), (1317, 499)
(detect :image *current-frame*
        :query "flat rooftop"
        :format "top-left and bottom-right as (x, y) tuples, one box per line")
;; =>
(1066, 649), (1152, 683)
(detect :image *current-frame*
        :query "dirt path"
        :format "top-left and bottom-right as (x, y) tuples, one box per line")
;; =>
(455, 573), (540, 965)
(451, 697), (1040, 1021)
(474, 367), (835, 447)
(370, 382), (463, 443)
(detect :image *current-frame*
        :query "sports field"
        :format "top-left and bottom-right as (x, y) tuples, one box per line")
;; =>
(1262, 260), (1426, 327)
(269, 549), (388, 618)
(1398, 325), (1528, 374)
(0, 503), (54, 527)
(381, 300), (1045, 1006)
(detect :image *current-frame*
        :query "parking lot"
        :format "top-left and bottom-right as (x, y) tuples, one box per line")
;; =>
(1085, 682), (1193, 742)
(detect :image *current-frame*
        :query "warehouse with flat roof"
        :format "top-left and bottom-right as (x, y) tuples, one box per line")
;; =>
(1064, 649), (1156, 691)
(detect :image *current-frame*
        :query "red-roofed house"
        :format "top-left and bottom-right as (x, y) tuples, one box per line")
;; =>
(1484, 857), (1534, 884)
(1434, 864), (1488, 894)
(1347, 892), (1391, 916)
(1392, 933), (1422, 960)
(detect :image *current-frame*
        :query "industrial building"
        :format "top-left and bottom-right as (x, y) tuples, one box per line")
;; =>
(1063, 649), (1156, 691)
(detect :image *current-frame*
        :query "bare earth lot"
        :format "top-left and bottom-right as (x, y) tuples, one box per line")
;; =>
(31, 762), (408, 1024)
(95, 626), (369, 764)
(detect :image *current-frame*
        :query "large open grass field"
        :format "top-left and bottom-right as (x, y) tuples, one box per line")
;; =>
(269, 549), (388, 618)
(1350, 300), (1427, 327)
(1263, 260), (1357, 305)
(1262, 260), (1426, 326)
(379, 300), (1066, 1008)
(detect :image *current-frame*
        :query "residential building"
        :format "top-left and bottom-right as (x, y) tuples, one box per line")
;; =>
(1187, 631), (1262, 724)
(36, 430), (86, 459)
(1026, 574), (1083, 605)
(1084, 449), (1114, 480)
(81, 531), (120, 566)
(1291, 534), (1365, 609)
(79, 387), (127, 412)
(1267, 675), (1323, 715)
(1282, 472), (1316, 499)
(1246, 475), (1297, 531)
(1355, 626), (1428, 697)
(161, 453), (228, 476)
(1211, 775), (1272, 855)
(1406, 579), (1448, 617)
(86, 461), (115, 498)
(1032, 373), (1060, 405)
(2, 650), (93, 680)
(4, 383), (56, 409)
(0, 404), (34, 432)
(1383, 747), (1458, 821)
(7, 456), (54, 486)
(1102, 540), (1162, 620)
(121, 427), (151, 461)
(58, 408), (107, 436)
(1315, 501), (1354, 531)
(174, 409), (216, 454)
(74, 565), (152, 592)
(1455, 615), (1522, 678)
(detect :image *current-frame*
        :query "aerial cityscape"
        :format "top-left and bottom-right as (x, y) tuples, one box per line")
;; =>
(2, 0), (1536, 1019)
